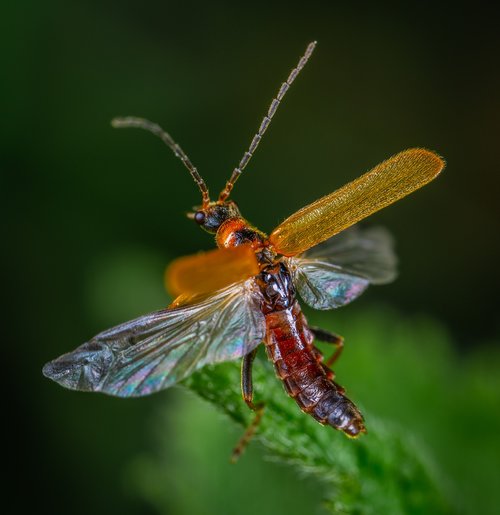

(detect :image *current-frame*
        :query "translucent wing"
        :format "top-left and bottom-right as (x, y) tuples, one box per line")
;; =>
(286, 258), (369, 310)
(285, 226), (397, 310)
(300, 226), (397, 284)
(270, 148), (444, 256)
(43, 280), (265, 397)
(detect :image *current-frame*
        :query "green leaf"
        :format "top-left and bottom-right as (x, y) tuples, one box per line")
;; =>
(127, 306), (500, 515)
(183, 360), (448, 514)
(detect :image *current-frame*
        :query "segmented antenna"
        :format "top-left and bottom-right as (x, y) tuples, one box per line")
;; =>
(111, 116), (210, 207)
(218, 41), (317, 202)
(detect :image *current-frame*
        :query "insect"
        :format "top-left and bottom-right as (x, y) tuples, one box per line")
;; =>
(43, 41), (444, 460)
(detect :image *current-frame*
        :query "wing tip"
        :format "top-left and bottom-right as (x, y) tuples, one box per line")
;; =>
(401, 147), (446, 178)
(42, 357), (81, 391)
(42, 360), (55, 380)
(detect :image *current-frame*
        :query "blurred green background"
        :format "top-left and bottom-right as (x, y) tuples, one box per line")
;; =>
(3, 1), (499, 514)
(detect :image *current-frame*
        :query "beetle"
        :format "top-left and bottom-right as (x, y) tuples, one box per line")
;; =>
(43, 41), (444, 460)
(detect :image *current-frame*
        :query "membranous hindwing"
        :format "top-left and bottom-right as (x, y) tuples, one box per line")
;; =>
(43, 280), (265, 397)
(285, 226), (397, 310)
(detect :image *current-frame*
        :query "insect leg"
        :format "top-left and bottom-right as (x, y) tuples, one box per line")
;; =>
(310, 345), (346, 394)
(310, 327), (344, 367)
(231, 348), (265, 463)
(312, 346), (334, 379)
(241, 347), (260, 410)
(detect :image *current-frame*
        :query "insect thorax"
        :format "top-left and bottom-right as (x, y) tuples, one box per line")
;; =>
(256, 262), (296, 314)
(216, 217), (267, 249)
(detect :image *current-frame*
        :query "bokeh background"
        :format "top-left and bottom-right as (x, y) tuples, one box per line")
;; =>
(3, 1), (500, 514)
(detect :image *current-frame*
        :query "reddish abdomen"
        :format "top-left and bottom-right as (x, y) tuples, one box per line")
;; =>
(264, 301), (365, 437)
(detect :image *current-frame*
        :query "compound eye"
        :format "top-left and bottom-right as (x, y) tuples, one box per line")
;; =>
(194, 211), (206, 225)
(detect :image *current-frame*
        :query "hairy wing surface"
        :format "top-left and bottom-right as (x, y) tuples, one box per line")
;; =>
(166, 245), (259, 297)
(270, 148), (444, 256)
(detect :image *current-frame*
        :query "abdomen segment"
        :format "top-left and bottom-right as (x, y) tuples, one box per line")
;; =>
(264, 301), (366, 437)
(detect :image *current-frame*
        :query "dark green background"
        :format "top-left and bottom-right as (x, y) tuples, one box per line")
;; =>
(3, 2), (499, 514)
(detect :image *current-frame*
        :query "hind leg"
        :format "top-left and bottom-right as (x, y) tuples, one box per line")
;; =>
(310, 328), (346, 394)
(310, 327), (344, 367)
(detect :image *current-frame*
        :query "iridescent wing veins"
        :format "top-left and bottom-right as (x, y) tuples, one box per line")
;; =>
(285, 226), (397, 310)
(43, 280), (265, 397)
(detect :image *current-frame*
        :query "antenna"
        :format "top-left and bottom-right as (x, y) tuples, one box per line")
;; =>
(218, 41), (317, 202)
(111, 116), (210, 207)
